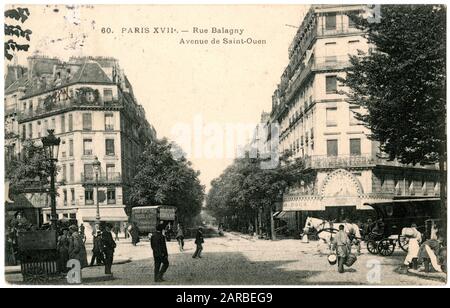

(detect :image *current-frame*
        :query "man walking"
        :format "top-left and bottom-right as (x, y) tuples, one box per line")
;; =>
(101, 223), (116, 276)
(151, 224), (169, 282)
(113, 223), (120, 241)
(332, 225), (350, 273)
(90, 230), (104, 266)
(192, 227), (204, 259)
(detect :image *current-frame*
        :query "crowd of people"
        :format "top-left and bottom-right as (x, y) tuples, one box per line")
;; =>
(57, 222), (116, 276)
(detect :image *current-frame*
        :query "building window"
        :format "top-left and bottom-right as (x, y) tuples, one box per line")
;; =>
(84, 164), (94, 181)
(83, 139), (93, 155)
(61, 115), (66, 133)
(28, 123), (32, 139)
(37, 121), (41, 138)
(61, 140), (66, 158)
(350, 138), (361, 156)
(105, 139), (115, 156)
(107, 188), (116, 204)
(22, 125), (26, 140)
(349, 106), (361, 125)
(70, 213), (77, 219)
(326, 107), (337, 127)
(69, 139), (74, 157)
(105, 114), (114, 131)
(51, 118), (56, 131)
(106, 164), (115, 180)
(326, 76), (338, 94)
(44, 120), (48, 134)
(68, 114), (73, 131)
(348, 15), (356, 28)
(85, 189), (94, 205)
(69, 163), (74, 183)
(82, 113), (92, 131)
(63, 189), (68, 205)
(327, 139), (338, 156)
(325, 13), (337, 30)
(71, 188), (75, 204)
(62, 164), (67, 181)
(103, 89), (113, 102)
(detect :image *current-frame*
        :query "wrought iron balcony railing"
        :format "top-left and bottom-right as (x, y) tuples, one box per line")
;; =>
(303, 154), (439, 170)
(80, 172), (122, 185)
(17, 97), (122, 122)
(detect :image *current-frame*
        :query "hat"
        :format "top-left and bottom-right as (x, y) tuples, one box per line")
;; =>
(69, 225), (78, 232)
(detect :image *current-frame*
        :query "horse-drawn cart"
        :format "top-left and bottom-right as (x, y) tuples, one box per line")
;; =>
(18, 230), (60, 283)
(365, 199), (440, 256)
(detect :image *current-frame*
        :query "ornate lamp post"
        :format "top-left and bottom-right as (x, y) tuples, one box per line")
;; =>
(41, 129), (61, 229)
(93, 156), (102, 226)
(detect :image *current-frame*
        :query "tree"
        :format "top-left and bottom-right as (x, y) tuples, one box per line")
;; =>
(206, 150), (313, 237)
(342, 5), (446, 221)
(6, 141), (54, 194)
(4, 7), (32, 61)
(128, 138), (205, 225)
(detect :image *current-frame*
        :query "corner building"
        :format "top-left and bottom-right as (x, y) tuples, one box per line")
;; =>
(268, 5), (440, 230)
(4, 56), (156, 236)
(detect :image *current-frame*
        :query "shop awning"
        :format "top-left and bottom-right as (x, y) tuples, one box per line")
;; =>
(82, 216), (128, 222)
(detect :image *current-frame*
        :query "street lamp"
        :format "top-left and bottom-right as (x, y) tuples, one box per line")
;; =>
(93, 156), (101, 226)
(41, 129), (61, 229)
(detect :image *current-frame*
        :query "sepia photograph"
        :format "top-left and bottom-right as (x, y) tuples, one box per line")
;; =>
(1, 1), (447, 290)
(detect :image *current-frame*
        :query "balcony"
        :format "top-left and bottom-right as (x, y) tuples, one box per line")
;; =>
(17, 96), (122, 123)
(80, 172), (122, 185)
(304, 154), (439, 170)
(317, 23), (362, 37)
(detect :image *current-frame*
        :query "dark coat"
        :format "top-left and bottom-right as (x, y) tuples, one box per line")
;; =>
(151, 231), (168, 257)
(195, 230), (204, 245)
(101, 231), (116, 252)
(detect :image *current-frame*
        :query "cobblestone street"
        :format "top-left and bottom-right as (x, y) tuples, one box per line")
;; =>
(5, 232), (445, 286)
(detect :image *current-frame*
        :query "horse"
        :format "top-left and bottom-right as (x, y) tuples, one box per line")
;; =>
(304, 217), (362, 244)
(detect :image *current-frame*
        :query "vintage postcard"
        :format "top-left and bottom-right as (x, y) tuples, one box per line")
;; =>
(2, 2), (447, 291)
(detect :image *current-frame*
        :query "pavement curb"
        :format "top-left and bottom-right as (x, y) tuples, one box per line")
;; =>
(5, 258), (132, 275)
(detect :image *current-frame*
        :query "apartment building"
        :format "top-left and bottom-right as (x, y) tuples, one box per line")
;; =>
(4, 56), (156, 235)
(268, 5), (440, 230)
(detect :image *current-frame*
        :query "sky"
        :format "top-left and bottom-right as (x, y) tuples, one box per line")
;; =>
(6, 4), (309, 190)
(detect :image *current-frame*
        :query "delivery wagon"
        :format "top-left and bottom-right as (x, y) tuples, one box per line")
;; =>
(131, 205), (177, 235)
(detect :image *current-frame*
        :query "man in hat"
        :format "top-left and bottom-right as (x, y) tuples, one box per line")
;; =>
(101, 223), (116, 275)
(151, 224), (169, 282)
(192, 227), (205, 259)
(90, 230), (104, 267)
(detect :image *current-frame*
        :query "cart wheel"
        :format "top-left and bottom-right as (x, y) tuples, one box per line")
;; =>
(367, 240), (379, 255)
(398, 235), (409, 252)
(378, 239), (395, 256)
(24, 267), (47, 284)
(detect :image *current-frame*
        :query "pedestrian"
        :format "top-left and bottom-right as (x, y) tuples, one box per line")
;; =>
(57, 228), (70, 273)
(175, 223), (185, 252)
(68, 225), (88, 269)
(79, 223), (86, 243)
(332, 225), (350, 273)
(90, 230), (104, 266)
(192, 227), (204, 259)
(165, 223), (173, 241)
(113, 223), (120, 241)
(101, 223), (116, 276)
(403, 223), (422, 269)
(150, 224), (169, 282)
(124, 222), (129, 239)
(130, 222), (140, 246)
